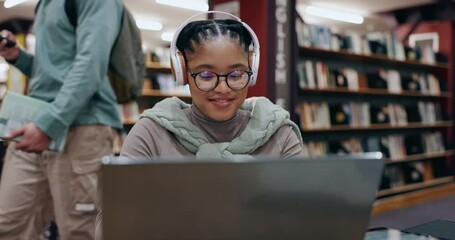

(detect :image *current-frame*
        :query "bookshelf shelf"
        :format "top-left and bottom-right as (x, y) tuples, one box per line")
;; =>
(146, 62), (172, 73)
(377, 176), (455, 198)
(299, 88), (452, 99)
(298, 46), (449, 71)
(384, 150), (454, 164)
(301, 121), (453, 132)
(123, 118), (137, 126)
(372, 182), (455, 215)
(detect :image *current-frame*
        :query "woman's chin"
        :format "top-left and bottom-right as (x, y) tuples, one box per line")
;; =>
(208, 110), (236, 122)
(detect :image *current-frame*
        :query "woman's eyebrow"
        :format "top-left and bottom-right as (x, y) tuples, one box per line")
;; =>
(228, 63), (248, 69)
(193, 63), (248, 71)
(194, 64), (215, 70)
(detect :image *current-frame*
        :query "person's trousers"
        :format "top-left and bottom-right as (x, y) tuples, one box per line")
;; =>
(0, 125), (115, 240)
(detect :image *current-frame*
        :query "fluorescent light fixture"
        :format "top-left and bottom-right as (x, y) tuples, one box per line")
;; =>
(161, 32), (174, 42)
(135, 20), (163, 31)
(4, 0), (28, 8)
(305, 6), (364, 24)
(156, 0), (209, 12)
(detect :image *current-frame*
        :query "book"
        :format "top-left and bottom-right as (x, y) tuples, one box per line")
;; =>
(402, 162), (425, 184)
(329, 103), (350, 125)
(370, 105), (390, 124)
(367, 70), (388, 89)
(328, 138), (363, 155)
(405, 104), (422, 123)
(401, 73), (421, 91)
(0, 91), (67, 151)
(329, 69), (348, 88)
(404, 134), (424, 155)
(382, 165), (404, 189)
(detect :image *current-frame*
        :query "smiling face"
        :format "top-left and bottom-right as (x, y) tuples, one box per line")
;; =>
(185, 37), (250, 122)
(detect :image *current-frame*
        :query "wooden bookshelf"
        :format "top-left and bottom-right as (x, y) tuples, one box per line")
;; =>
(301, 121), (453, 132)
(300, 87), (452, 99)
(377, 176), (455, 198)
(296, 20), (454, 207)
(146, 62), (172, 73)
(299, 46), (449, 71)
(384, 150), (454, 164)
(120, 63), (191, 129)
(372, 181), (455, 215)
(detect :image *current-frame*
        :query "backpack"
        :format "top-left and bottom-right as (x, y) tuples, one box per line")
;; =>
(37, 0), (146, 104)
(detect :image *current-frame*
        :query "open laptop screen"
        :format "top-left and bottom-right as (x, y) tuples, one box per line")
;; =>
(101, 153), (383, 240)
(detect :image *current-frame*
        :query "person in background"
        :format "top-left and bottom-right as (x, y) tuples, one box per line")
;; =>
(0, 0), (123, 238)
(121, 13), (304, 158)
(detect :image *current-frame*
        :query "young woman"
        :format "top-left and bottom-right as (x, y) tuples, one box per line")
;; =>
(121, 13), (303, 159)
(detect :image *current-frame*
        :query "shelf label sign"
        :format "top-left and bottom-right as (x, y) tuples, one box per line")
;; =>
(272, 0), (294, 111)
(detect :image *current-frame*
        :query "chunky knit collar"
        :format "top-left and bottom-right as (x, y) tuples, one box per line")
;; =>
(140, 97), (303, 159)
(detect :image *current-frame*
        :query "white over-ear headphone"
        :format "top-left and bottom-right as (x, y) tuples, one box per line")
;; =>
(170, 11), (260, 86)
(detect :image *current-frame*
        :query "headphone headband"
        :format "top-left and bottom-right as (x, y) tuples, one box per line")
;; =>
(170, 11), (260, 86)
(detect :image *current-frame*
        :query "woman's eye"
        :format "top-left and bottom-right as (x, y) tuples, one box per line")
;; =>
(228, 71), (243, 78)
(199, 72), (215, 79)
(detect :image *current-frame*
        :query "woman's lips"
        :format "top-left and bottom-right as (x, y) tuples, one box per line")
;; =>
(209, 98), (234, 108)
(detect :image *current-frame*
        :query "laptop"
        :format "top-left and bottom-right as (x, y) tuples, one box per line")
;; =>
(100, 153), (384, 240)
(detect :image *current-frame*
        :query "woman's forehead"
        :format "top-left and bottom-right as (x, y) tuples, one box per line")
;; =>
(188, 38), (246, 56)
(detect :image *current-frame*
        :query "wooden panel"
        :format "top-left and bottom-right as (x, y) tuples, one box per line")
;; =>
(373, 181), (455, 215)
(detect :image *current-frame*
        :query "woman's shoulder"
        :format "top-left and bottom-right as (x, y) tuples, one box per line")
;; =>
(133, 117), (169, 134)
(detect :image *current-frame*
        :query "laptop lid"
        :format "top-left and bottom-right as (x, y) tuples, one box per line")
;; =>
(101, 153), (384, 240)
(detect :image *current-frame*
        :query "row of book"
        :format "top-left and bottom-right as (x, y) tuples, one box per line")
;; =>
(295, 21), (441, 64)
(302, 131), (446, 160)
(297, 60), (444, 95)
(147, 72), (190, 95)
(298, 101), (444, 130)
(381, 162), (426, 190)
(118, 101), (140, 123)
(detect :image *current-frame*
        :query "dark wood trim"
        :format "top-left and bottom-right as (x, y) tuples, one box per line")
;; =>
(301, 121), (453, 132)
(373, 181), (455, 215)
(299, 46), (449, 71)
(299, 87), (452, 99)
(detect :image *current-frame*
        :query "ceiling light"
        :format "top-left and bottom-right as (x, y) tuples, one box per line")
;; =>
(161, 32), (174, 42)
(135, 20), (163, 31)
(304, 6), (364, 24)
(156, 0), (209, 12)
(4, 0), (28, 8)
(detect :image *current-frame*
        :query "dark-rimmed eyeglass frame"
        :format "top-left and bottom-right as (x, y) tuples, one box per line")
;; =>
(189, 70), (253, 92)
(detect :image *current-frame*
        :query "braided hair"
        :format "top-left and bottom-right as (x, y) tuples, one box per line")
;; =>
(176, 19), (252, 59)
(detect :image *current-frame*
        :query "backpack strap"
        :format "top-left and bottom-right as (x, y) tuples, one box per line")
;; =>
(65, 0), (78, 28)
(34, 0), (42, 14)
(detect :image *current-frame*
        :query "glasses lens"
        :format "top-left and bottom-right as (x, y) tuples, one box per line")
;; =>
(195, 71), (217, 91)
(227, 70), (249, 90)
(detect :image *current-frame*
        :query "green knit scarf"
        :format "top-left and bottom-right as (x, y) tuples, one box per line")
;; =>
(140, 97), (303, 159)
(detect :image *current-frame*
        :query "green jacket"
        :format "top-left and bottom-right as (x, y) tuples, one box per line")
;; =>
(12, 0), (123, 140)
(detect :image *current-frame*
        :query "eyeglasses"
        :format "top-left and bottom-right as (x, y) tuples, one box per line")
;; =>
(189, 70), (253, 92)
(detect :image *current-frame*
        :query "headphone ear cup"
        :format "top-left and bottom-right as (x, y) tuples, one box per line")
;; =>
(171, 52), (188, 85)
(248, 50), (259, 86)
(177, 52), (188, 85)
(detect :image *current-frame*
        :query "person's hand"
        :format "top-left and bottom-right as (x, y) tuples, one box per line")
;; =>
(6, 123), (52, 153)
(0, 30), (20, 62)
